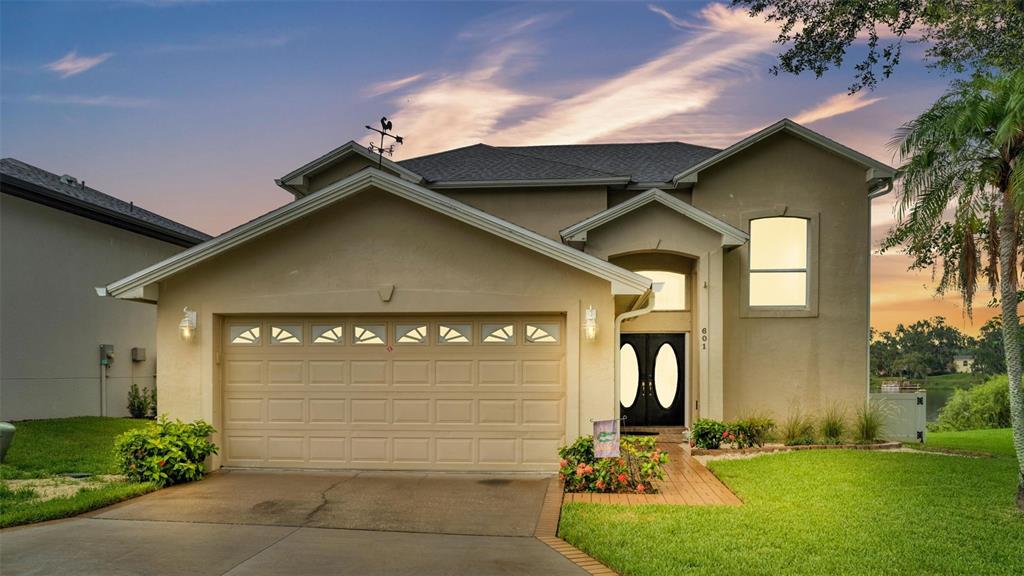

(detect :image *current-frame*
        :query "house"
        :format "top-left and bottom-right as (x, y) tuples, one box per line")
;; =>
(100, 119), (894, 471)
(953, 354), (975, 374)
(1, 158), (210, 420)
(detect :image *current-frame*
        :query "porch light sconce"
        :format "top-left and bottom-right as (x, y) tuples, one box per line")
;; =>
(179, 307), (197, 343)
(583, 306), (598, 342)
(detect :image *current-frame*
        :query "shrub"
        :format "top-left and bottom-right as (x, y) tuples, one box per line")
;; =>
(780, 409), (817, 446)
(558, 435), (669, 494)
(932, 375), (1010, 432)
(114, 418), (218, 486)
(854, 402), (887, 443)
(148, 386), (158, 419)
(819, 404), (847, 444)
(126, 384), (153, 419)
(691, 418), (727, 449)
(729, 417), (776, 448)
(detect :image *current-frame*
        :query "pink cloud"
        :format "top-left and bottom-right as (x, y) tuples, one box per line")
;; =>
(45, 51), (113, 78)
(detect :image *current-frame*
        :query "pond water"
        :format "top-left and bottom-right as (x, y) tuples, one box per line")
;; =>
(924, 388), (955, 422)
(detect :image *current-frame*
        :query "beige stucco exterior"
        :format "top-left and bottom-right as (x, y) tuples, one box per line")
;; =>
(692, 132), (870, 420)
(1, 194), (184, 420)
(153, 189), (619, 469)
(109, 121), (883, 471)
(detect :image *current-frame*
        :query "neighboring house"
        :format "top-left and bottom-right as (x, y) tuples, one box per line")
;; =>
(101, 119), (894, 471)
(953, 354), (975, 374)
(1, 159), (210, 420)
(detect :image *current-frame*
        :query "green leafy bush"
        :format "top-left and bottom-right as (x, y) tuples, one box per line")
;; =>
(780, 409), (817, 446)
(126, 384), (154, 419)
(854, 402), (887, 443)
(932, 375), (1010, 432)
(113, 418), (218, 486)
(819, 404), (847, 444)
(691, 418), (727, 449)
(558, 435), (668, 494)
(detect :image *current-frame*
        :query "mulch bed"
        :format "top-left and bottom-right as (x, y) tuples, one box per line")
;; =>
(691, 441), (902, 456)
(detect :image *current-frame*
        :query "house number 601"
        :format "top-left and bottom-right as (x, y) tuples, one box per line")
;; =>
(701, 328), (708, 350)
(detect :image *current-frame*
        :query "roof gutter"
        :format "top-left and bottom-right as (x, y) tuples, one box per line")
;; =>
(868, 177), (894, 199)
(613, 289), (656, 426)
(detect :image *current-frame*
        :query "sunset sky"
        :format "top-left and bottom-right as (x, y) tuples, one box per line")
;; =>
(0, 1), (1002, 334)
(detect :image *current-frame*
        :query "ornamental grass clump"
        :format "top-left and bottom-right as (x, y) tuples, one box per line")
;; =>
(780, 409), (817, 446)
(558, 435), (668, 494)
(854, 402), (887, 444)
(114, 418), (218, 487)
(819, 404), (847, 445)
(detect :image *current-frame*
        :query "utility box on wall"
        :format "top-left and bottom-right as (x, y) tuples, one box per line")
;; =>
(871, 391), (927, 443)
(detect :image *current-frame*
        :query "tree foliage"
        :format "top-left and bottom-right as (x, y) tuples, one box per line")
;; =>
(733, 0), (1024, 92)
(871, 317), (970, 377)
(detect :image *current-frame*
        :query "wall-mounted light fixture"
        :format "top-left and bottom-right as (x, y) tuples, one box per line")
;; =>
(583, 305), (598, 342)
(179, 307), (197, 343)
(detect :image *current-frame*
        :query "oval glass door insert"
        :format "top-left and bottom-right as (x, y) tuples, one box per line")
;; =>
(619, 343), (640, 408)
(653, 343), (678, 409)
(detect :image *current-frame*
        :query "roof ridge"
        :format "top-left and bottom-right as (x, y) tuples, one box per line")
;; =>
(501, 141), (723, 152)
(397, 142), (491, 164)
(487, 146), (625, 178)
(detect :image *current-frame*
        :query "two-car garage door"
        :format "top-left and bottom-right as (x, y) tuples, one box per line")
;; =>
(220, 316), (565, 471)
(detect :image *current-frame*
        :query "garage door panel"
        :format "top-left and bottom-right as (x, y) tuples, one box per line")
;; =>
(309, 361), (346, 385)
(221, 316), (564, 470)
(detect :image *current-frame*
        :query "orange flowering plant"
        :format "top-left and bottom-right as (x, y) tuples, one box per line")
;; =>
(557, 435), (669, 494)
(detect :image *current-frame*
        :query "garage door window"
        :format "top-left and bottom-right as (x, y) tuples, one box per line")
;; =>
(525, 323), (559, 344)
(229, 325), (261, 345)
(396, 324), (428, 344)
(438, 324), (471, 344)
(312, 325), (344, 344)
(482, 323), (515, 344)
(353, 324), (386, 345)
(270, 325), (302, 345)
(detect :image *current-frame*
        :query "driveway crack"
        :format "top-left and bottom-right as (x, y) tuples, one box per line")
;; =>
(303, 473), (359, 525)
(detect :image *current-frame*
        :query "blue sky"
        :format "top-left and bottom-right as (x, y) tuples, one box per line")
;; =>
(1, 1), (989, 332)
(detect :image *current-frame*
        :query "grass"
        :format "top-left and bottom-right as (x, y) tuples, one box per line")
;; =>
(924, 428), (1016, 457)
(0, 417), (157, 528)
(559, 429), (1023, 576)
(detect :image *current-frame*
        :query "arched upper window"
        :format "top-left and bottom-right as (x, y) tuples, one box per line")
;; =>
(636, 270), (687, 311)
(748, 217), (809, 307)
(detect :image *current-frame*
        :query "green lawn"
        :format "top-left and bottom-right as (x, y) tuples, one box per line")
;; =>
(0, 417), (157, 528)
(559, 429), (1023, 576)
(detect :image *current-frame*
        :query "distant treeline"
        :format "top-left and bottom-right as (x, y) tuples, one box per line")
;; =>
(871, 316), (1023, 378)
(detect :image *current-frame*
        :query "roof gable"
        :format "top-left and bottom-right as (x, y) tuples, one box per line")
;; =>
(105, 168), (652, 300)
(276, 141), (424, 197)
(671, 119), (895, 187)
(560, 189), (748, 246)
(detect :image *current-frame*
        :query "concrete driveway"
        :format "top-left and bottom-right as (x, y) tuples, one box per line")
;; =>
(0, 470), (587, 576)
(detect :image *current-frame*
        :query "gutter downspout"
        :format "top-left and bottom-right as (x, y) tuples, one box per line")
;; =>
(613, 289), (656, 425)
(866, 177), (894, 407)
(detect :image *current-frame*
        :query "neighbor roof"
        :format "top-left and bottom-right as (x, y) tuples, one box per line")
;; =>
(1, 158), (211, 247)
(398, 142), (719, 186)
(103, 168), (653, 300)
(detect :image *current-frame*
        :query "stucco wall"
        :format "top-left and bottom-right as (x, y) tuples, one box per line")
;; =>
(692, 132), (870, 420)
(580, 203), (728, 421)
(152, 189), (618, 465)
(440, 187), (607, 241)
(1, 193), (185, 420)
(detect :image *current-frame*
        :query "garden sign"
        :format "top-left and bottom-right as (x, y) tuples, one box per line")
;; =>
(593, 419), (620, 458)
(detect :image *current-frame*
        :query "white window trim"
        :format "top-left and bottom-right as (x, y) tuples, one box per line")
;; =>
(740, 208), (819, 318)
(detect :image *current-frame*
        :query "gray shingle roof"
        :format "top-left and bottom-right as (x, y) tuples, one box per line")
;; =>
(398, 141), (721, 184)
(398, 144), (625, 183)
(1, 158), (211, 246)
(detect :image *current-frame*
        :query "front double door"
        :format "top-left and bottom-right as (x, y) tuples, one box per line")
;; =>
(619, 333), (685, 426)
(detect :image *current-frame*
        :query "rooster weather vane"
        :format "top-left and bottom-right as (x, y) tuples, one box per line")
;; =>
(366, 117), (404, 169)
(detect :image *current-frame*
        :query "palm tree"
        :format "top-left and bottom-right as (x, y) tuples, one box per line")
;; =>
(885, 69), (1023, 508)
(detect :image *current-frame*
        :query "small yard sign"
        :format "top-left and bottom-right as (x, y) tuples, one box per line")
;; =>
(593, 419), (620, 458)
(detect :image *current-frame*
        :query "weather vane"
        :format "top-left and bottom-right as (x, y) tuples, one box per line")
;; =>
(366, 116), (403, 169)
